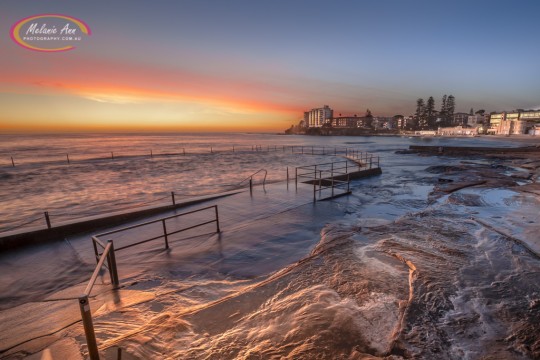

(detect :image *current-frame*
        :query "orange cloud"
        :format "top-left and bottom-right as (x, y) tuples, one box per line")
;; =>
(0, 54), (304, 116)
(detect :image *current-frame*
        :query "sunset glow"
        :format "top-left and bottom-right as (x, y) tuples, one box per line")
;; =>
(1, 0), (539, 132)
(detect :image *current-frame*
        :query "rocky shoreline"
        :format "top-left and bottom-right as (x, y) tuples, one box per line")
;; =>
(405, 143), (540, 257)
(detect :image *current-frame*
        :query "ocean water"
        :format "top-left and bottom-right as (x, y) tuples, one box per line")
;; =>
(0, 133), (355, 232)
(1, 133), (539, 359)
(0, 132), (521, 233)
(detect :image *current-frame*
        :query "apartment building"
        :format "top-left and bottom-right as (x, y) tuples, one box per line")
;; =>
(306, 105), (333, 127)
(487, 110), (540, 135)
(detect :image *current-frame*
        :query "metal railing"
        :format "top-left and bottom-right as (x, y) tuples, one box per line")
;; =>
(80, 205), (220, 360)
(313, 175), (350, 201)
(294, 161), (353, 201)
(92, 205), (220, 259)
(237, 169), (267, 195)
(346, 151), (380, 169)
(79, 240), (119, 360)
(4, 145), (373, 168)
(295, 161), (352, 187)
(1, 147), (373, 234)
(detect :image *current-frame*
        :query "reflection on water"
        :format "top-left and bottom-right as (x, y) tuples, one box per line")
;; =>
(84, 186), (539, 359)
(0, 133), (523, 233)
(0, 133), (538, 359)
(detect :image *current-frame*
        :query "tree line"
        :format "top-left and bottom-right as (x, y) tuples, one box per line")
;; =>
(415, 95), (455, 129)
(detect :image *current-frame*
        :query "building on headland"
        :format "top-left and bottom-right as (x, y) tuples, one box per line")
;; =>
(306, 105), (333, 127)
(437, 126), (478, 136)
(467, 114), (484, 127)
(298, 105), (540, 136)
(371, 117), (396, 129)
(400, 116), (416, 130)
(414, 130), (438, 136)
(452, 113), (470, 126)
(331, 115), (361, 128)
(487, 110), (540, 135)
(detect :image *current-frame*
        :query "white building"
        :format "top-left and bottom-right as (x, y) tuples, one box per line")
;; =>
(438, 126), (478, 136)
(467, 114), (484, 127)
(488, 110), (540, 135)
(307, 105), (333, 128)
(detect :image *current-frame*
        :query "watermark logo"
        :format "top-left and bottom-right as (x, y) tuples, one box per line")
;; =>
(10, 14), (91, 52)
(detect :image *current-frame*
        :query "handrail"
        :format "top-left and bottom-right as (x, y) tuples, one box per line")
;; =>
(296, 167), (349, 176)
(80, 204), (220, 360)
(296, 160), (348, 170)
(93, 205), (220, 259)
(79, 239), (119, 360)
(237, 169), (267, 195)
(312, 173), (351, 201)
(96, 205), (218, 239)
(84, 242), (116, 296)
(237, 168), (267, 187)
(293, 160), (355, 201)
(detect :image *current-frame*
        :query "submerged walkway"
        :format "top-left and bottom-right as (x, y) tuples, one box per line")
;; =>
(0, 173), (380, 359)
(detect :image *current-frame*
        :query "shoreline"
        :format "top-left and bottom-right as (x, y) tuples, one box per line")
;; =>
(287, 131), (540, 143)
(417, 143), (540, 256)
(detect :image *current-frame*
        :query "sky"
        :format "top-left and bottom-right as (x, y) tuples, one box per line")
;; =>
(1, 0), (539, 132)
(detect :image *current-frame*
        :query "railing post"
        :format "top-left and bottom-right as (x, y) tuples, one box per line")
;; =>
(44, 211), (51, 229)
(162, 220), (169, 249)
(249, 178), (253, 196)
(66, 154), (70, 164)
(287, 167), (289, 184)
(295, 167), (298, 190)
(78, 295), (100, 360)
(214, 205), (220, 233)
(171, 191), (176, 206)
(106, 240), (120, 288)
(11, 156), (15, 167)
(92, 239), (99, 264)
(150, 150), (153, 158)
(111, 152), (114, 160)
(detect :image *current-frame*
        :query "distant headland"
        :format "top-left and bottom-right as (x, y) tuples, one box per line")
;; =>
(285, 100), (540, 137)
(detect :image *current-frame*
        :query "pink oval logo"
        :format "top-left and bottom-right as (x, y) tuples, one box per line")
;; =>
(10, 14), (91, 52)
